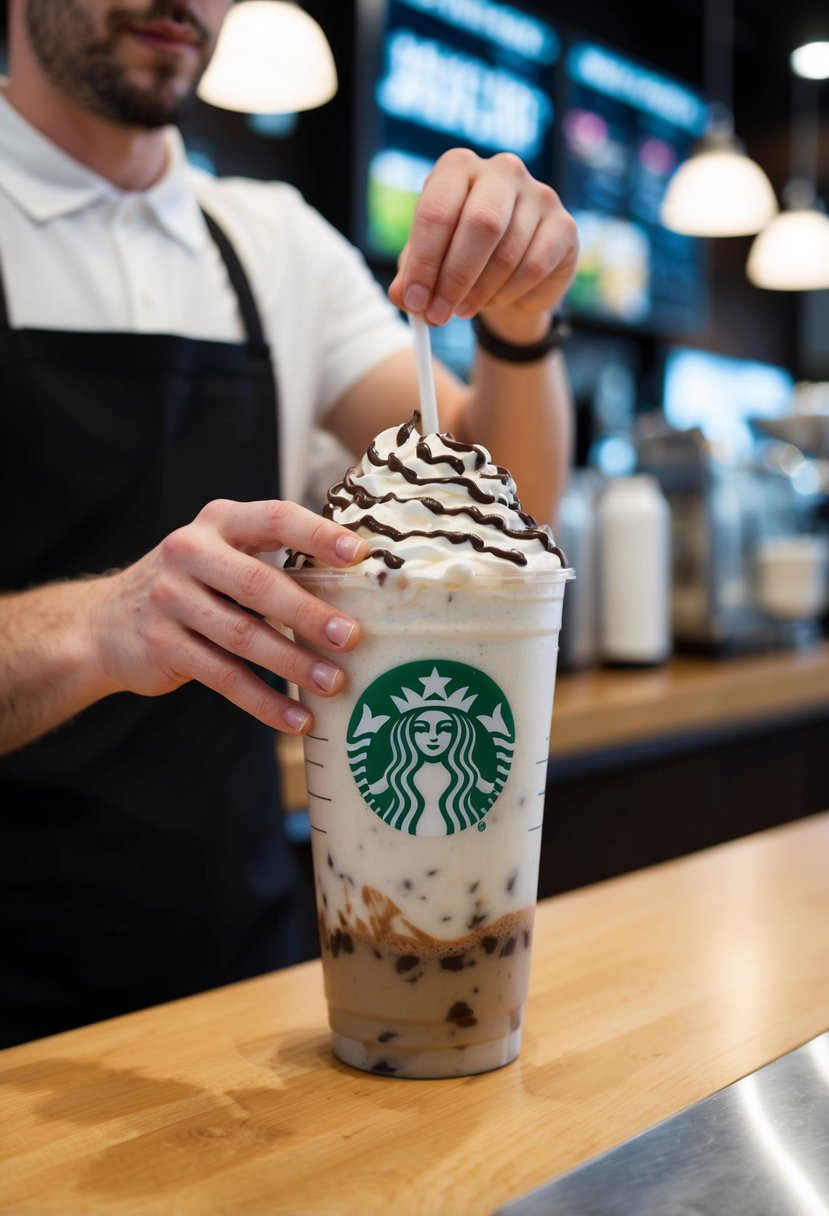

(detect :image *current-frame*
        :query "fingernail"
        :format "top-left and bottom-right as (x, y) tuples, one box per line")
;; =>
(335, 534), (362, 562)
(426, 296), (451, 325)
(312, 661), (341, 692)
(455, 302), (475, 319)
(404, 284), (430, 311)
(284, 706), (311, 732)
(325, 616), (356, 647)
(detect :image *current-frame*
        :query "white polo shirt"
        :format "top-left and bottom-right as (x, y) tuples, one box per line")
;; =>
(0, 90), (411, 505)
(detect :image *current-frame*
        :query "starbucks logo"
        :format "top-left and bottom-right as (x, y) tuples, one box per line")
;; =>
(346, 660), (515, 836)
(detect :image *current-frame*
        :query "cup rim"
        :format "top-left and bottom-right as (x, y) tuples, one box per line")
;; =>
(284, 564), (575, 585)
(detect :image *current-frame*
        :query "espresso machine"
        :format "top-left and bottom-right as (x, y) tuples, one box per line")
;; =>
(636, 426), (801, 653)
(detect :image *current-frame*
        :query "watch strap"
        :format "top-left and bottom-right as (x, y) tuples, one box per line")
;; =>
(472, 312), (571, 363)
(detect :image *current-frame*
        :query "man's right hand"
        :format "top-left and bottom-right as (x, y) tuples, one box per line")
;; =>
(0, 500), (366, 755)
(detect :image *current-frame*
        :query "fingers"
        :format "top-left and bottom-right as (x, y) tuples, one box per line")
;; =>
(194, 498), (366, 565)
(390, 148), (483, 322)
(160, 629), (316, 735)
(452, 194), (540, 319)
(140, 569), (355, 733)
(166, 530), (361, 659)
(176, 585), (350, 698)
(388, 150), (579, 325)
(93, 500), (368, 733)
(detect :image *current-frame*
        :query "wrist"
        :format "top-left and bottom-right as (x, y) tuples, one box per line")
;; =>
(476, 307), (551, 345)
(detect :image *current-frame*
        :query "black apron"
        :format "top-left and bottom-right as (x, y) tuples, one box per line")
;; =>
(0, 211), (304, 1048)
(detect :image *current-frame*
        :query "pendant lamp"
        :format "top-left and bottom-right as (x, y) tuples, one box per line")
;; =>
(660, 0), (777, 236)
(791, 41), (829, 80)
(747, 76), (829, 291)
(197, 1), (338, 115)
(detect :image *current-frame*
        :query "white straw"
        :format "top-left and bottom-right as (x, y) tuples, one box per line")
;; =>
(409, 313), (440, 436)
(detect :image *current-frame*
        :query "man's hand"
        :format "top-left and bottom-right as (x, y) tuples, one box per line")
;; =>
(387, 149), (579, 342)
(90, 499), (365, 734)
(0, 499), (366, 755)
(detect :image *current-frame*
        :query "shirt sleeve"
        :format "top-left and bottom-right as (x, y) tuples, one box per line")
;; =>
(278, 189), (413, 417)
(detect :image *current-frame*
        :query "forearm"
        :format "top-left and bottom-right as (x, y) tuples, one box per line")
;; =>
(0, 579), (116, 756)
(0, 500), (371, 757)
(455, 341), (573, 527)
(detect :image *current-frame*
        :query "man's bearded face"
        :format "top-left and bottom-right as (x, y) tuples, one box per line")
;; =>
(24, 0), (228, 127)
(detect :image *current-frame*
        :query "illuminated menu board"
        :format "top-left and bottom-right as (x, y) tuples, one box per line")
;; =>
(358, 0), (561, 259)
(562, 42), (709, 332)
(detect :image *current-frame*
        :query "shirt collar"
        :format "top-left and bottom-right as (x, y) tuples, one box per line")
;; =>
(0, 86), (207, 254)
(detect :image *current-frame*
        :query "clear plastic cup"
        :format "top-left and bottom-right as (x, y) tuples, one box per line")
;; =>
(289, 566), (573, 1078)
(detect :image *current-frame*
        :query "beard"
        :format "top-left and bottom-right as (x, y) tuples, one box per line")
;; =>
(25, 0), (213, 128)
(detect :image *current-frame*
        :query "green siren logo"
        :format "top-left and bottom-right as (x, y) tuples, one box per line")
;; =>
(347, 659), (515, 836)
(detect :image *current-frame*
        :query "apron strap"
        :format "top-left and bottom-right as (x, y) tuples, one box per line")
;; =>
(200, 208), (269, 357)
(0, 257), (8, 329)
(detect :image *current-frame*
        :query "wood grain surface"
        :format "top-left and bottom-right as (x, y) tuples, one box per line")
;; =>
(1, 813), (828, 1216)
(279, 643), (829, 811)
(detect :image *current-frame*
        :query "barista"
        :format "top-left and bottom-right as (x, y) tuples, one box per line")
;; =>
(0, 0), (578, 1046)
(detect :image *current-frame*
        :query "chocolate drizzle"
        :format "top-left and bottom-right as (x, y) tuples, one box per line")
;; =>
(284, 413), (567, 571)
(336, 514), (531, 566)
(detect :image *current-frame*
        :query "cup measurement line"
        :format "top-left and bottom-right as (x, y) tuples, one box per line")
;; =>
(307, 734), (328, 742)
(308, 791), (332, 802)
(528, 824), (544, 831)
(311, 824), (328, 834)
(305, 759), (324, 768)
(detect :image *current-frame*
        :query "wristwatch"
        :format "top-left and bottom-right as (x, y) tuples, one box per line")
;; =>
(472, 312), (571, 363)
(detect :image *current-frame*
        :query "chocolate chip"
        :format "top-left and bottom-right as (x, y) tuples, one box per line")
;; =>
(440, 955), (465, 971)
(447, 1001), (477, 1028)
(523, 929), (531, 949)
(330, 930), (353, 958)
(506, 869), (518, 894)
(378, 1031), (399, 1043)
(481, 936), (497, 954)
(426, 869), (438, 877)
(467, 913), (487, 929)
(372, 1060), (397, 1074)
(327, 852), (334, 869)
(396, 954), (419, 973)
(402, 879), (413, 891)
(468, 881), (479, 894)
(500, 937), (516, 958)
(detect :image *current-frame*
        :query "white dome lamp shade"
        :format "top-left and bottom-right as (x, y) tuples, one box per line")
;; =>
(746, 183), (829, 290)
(197, 1), (338, 115)
(747, 69), (829, 291)
(660, 0), (777, 237)
(661, 107), (778, 237)
(791, 41), (829, 80)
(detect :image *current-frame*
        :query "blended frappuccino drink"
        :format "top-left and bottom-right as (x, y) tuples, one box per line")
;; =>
(286, 415), (572, 1078)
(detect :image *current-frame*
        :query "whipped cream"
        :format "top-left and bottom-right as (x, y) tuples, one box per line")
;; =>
(287, 414), (565, 581)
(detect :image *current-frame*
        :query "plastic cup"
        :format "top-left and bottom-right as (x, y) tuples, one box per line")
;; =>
(289, 566), (572, 1078)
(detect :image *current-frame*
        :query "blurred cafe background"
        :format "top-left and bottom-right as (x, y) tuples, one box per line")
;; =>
(3, 0), (829, 897)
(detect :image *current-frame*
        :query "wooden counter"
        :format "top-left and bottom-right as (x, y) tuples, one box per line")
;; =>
(280, 642), (829, 811)
(2, 813), (828, 1215)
